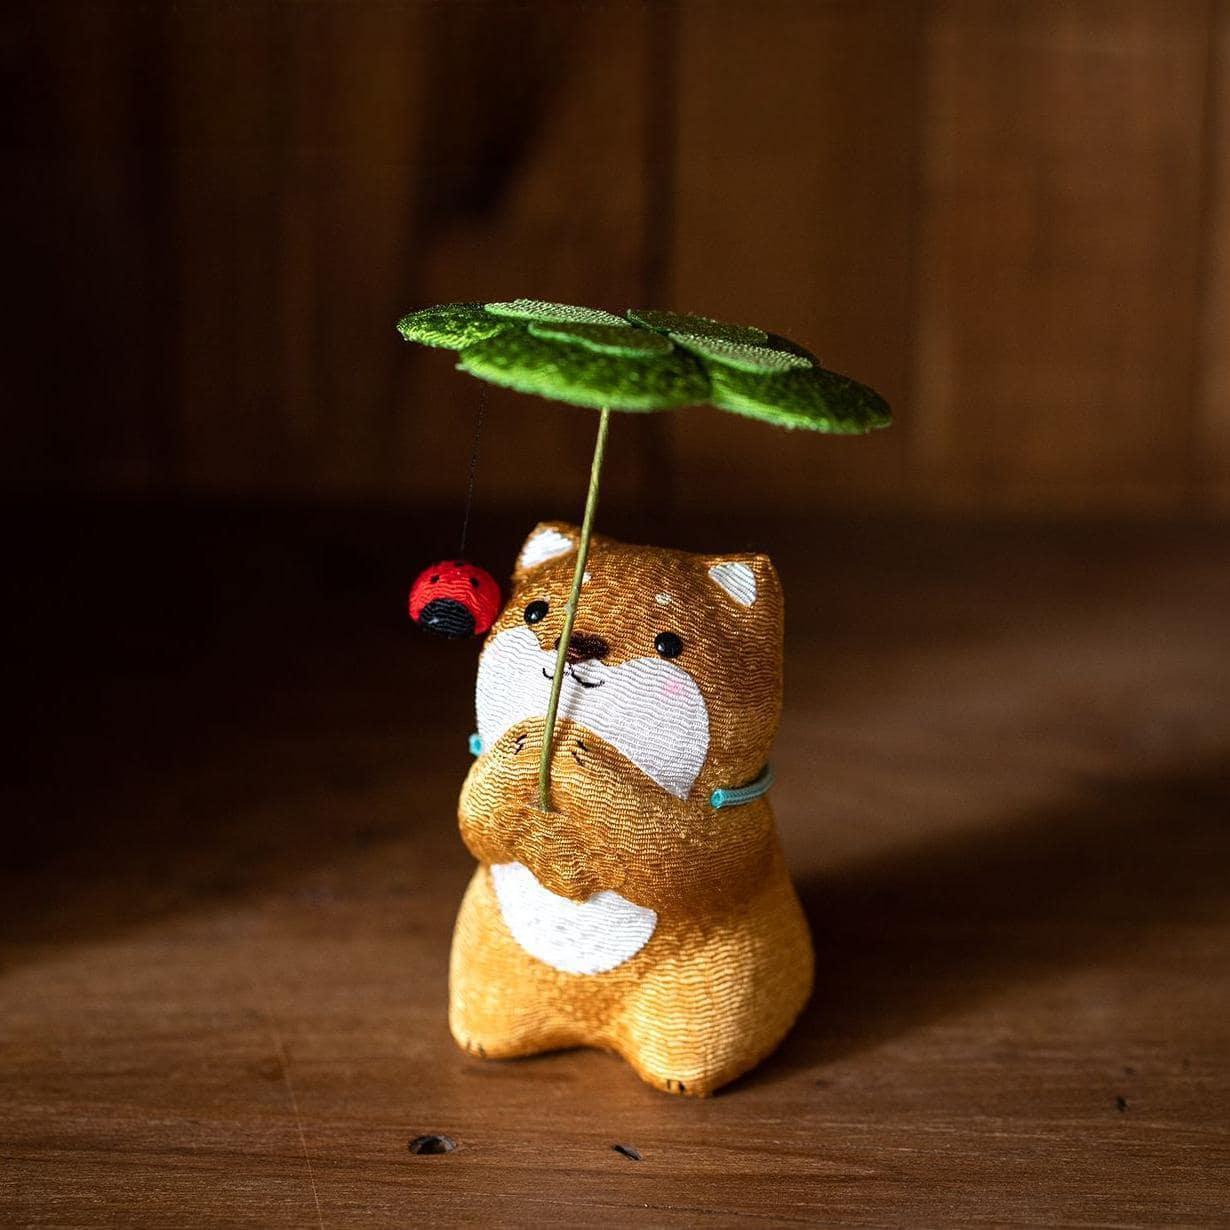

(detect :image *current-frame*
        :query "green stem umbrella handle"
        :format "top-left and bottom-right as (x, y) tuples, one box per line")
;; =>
(537, 405), (611, 812)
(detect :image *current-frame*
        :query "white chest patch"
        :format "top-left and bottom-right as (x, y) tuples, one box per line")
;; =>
(490, 862), (657, 975)
(475, 625), (710, 799)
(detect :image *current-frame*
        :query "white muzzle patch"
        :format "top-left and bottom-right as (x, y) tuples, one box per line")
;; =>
(490, 861), (657, 974)
(475, 625), (710, 800)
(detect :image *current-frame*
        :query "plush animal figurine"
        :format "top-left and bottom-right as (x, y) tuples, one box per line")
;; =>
(450, 521), (813, 1096)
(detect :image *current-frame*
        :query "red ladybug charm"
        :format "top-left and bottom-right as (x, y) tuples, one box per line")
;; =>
(408, 560), (502, 639)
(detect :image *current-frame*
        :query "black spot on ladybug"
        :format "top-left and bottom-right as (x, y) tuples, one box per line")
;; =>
(524, 600), (549, 625)
(469, 576), (480, 588)
(430, 574), (440, 583)
(654, 631), (684, 659)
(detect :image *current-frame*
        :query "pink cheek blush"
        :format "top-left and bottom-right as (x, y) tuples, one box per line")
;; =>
(661, 678), (685, 699)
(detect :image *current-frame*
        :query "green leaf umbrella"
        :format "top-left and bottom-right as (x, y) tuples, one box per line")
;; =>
(398, 298), (891, 811)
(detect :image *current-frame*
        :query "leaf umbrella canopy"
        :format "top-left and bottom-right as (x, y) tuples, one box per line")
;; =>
(397, 297), (891, 812)
(397, 299), (890, 434)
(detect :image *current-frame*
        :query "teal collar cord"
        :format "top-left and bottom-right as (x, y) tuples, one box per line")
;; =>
(710, 764), (774, 809)
(468, 735), (772, 810)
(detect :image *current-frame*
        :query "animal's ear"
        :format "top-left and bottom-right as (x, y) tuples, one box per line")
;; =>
(513, 522), (579, 583)
(704, 554), (780, 610)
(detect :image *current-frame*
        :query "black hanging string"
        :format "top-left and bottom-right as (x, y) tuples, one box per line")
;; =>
(458, 383), (487, 556)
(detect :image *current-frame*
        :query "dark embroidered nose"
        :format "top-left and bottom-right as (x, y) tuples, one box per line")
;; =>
(557, 632), (609, 664)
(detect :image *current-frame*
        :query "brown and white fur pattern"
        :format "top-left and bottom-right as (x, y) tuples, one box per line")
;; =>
(449, 523), (813, 1096)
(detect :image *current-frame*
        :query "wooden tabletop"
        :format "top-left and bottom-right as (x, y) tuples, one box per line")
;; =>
(3, 505), (1228, 1227)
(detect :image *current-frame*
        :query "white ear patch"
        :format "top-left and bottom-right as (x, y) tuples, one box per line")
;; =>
(519, 527), (575, 571)
(708, 561), (757, 606)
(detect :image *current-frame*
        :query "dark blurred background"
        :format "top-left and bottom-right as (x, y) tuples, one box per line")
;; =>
(2, 0), (1227, 883)
(6, 0), (1227, 517)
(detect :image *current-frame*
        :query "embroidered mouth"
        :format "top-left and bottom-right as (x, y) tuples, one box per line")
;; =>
(477, 626), (710, 799)
(541, 665), (606, 690)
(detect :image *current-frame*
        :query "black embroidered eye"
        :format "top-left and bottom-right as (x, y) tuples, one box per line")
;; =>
(524, 600), (549, 625)
(654, 631), (684, 659)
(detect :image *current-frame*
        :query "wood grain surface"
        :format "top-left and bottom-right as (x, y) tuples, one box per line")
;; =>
(910, 0), (1213, 515)
(1198, 0), (1230, 513)
(4, 1), (1229, 518)
(3, 503), (1227, 1227)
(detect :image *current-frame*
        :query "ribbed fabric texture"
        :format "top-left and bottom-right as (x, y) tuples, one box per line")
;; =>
(396, 300), (892, 432)
(448, 523), (814, 1096)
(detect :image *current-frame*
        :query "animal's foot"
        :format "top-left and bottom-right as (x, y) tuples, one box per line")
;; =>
(616, 1036), (735, 1097)
(449, 1015), (567, 1062)
(458, 1036), (489, 1059)
(639, 1069), (711, 1097)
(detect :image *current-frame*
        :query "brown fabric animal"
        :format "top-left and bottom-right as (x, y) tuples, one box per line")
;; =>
(449, 522), (812, 1096)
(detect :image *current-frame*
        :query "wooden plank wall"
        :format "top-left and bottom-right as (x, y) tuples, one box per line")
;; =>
(1198, 0), (1230, 510)
(3, 0), (1226, 518)
(910, 0), (1213, 515)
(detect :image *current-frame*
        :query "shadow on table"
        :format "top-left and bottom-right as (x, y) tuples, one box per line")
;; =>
(4, 499), (1228, 1069)
(745, 757), (1230, 1087)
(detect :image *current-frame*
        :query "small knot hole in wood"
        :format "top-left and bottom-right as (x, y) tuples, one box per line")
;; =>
(408, 1134), (458, 1155)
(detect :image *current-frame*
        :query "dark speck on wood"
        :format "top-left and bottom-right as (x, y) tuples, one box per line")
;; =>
(612, 1143), (642, 1161)
(409, 1134), (458, 1155)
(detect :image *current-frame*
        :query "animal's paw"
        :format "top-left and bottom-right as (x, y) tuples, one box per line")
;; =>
(661, 1075), (708, 1098)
